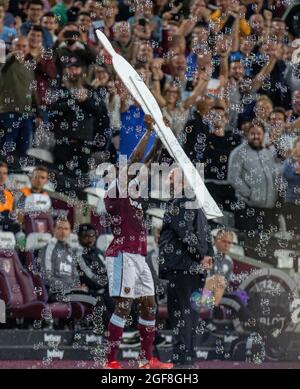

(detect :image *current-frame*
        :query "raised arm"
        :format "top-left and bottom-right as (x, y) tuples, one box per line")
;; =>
(128, 114), (155, 165)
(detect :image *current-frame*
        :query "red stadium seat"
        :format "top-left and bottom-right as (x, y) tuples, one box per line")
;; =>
(23, 212), (54, 235)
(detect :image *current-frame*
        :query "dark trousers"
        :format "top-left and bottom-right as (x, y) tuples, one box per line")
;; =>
(283, 202), (300, 236)
(206, 182), (236, 212)
(0, 112), (34, 156)
(235, 205), (279, 259)
(167, 271), (206, 365)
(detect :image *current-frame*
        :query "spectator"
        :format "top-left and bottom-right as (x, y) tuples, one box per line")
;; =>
(27, 25), (57, 121)
(228, 121), (279, 252)
(0, 160), (20, 233)
(204, 229), (235, 307)
(0, 36), (37, 158)
(267, 107), (296, 161)
(76, 11), (97, 46)
(77, 223), (109, 296)
(16, 165), (51, 213)
(20, 0), (53, 49)
(48, 57), (110, 177)
(281, 137), (300, 237)
(112, 21), (133, 61)
(54, 23), (96, 76)
(41, 11), (59, 43)
(0, 2), (16, 49)
(37, 218), (89, 302)
(51, 0), (73, 27)
(203, 102), (241, 211)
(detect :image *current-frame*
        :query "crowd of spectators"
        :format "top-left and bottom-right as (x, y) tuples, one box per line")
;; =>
(0, 0), (300, 332)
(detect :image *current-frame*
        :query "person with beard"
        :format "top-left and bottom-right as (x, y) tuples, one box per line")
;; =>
(48, 57), (110, 182)
(77, 223), (115, 326)
(228, 121), (279, 256)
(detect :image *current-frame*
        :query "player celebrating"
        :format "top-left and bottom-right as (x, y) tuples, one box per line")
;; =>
(104, 114), (173, 369)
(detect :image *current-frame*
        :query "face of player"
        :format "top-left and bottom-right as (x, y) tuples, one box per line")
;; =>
(79, 230), (97, 248)
(54, 221), (71, 242)
(0, 166), (8, 186)
(31, 170), (49, 192)
(215, 232), (234, 254)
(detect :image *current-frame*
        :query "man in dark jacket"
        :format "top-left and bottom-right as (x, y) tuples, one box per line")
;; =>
(48, 57), (111, 181)
(78, 223), (115, 326)
(159, 167), (213, 366)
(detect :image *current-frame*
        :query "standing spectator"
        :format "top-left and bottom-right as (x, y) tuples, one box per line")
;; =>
(228, 121), (279, 252)
(54, 23), (96, 76)
(281, 137), (300, 237)
(203, 103), (241, 211)
(41, 11), (59, 43)
(49, 58), (110, 176)
(27, 25), (57, 121)
(0, 36), (37, 158)
(51, 0), (73, 27)
(0, 2), (16, 49)
(159, 167), (213, 366)
(20, 0), (53, 49)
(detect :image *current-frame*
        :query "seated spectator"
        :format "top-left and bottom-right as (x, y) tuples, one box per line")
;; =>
(15, 165), (51, 214)
(0, 160), (20, 233)
(37, 217), (92, 303)
(77, 223), (109, 297)
(204, 229), (235, 307)
(20, 0), (53, 49)
(78, 223), (114, 325)
(281, 137), (300, 238)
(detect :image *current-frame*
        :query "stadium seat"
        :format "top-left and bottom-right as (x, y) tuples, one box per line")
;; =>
(26, 148), (54, 164)
(7, 174), (31, 191)
(0, 233), (71, 320)
(67, 233), (80, 249)
(23, 212), (54, 235)
(24, 233), (90, 320)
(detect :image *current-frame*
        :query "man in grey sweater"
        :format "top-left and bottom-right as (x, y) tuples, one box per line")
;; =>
(228, 121), (279, 254)
(37, 218), (93, 304)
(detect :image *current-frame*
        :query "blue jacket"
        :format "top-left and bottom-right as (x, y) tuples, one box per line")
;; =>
(282, 157), (300, 203)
